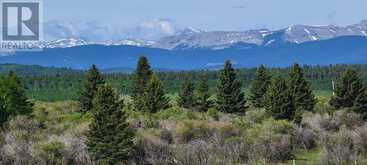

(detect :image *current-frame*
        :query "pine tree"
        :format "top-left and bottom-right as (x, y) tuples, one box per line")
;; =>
(178, 76), (195, 109)
(288, 63), (316, 122)
(196, 74), (211, 112)
(353, 90), (367, 120)
(330, 68), (365, 109)
(142, 75), (170, 113)
(79, 65), (105, 112)
(86, 85), (134, 164)
(0, 76), (8, 126)
(249, 65), (271, 108)
(0, 72), (33, 126)
(131, 56), (153, 111)
(216, 60), (246, 113)
(265, 77), (295, 120)
(3, 72), (33, 116)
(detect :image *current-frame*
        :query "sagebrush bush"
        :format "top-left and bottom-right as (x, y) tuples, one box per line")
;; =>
(34, 140), (66, 165)
(320, 127), (359, 164)
(3, 101), (367, 164)
(245, 119), (296, 162)
(173, 120), (211, 143)
(207, 108), (219, 121)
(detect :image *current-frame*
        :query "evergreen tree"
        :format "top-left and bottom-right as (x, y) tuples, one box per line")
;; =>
(131, 56), (153, 111)
(0, 72), (33, 126)
(265, 77), (295, 120)
(330, 69), (365, 109)
(79, 65), (105, 112)
(178, 76), (195, 108)
(0, 76), (8, 126)
(353, 90), (367, 120)
(86, 85), (134, 164)
(216, 60), (246, 113)
(249, 65), (271, 108)
(142, 75), (170, 113)
(195, 74), (211, 112)
(288, 63), (316, 122)
(4, 72), (32, 115)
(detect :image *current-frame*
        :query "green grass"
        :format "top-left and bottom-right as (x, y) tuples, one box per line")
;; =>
(313, 90), (333, 97)
(285, 148), (323, 165)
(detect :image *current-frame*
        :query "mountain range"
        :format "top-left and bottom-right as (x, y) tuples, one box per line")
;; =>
(1, 20), (367, 70)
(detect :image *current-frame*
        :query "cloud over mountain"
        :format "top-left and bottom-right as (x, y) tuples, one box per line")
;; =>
(44, 19), (181, 41)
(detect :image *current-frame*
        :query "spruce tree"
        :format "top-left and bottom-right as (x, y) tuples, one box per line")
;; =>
(330, 69), (365, 109)
(353, 90), (367, 120)
(3, 72), (33, 116)
(142, 75), (170, 113)
(288, 63), (316, 122)
(0, 72), (32, 126)
(131, 56), (153, 111)
(196, 74), (211, 112)
(216, 60), (246, 113)
(0, 76), (8, 126)
(249, 65), (271, 108)
(79, 65), (105, 112)
(0, 96), (6, 127)
(265, 77), (295, 120)
(178, 76), (195, 109)
(86, 85), (134, 164)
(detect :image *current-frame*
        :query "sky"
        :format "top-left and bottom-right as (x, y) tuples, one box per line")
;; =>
(41, 0), (367, 41)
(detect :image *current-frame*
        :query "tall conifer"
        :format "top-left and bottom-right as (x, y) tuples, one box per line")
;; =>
(216, 60), (246, 113)
(196, 74), (211, 112)
(79, 65), (105, 112)
(142, 75), (170, 113)
(265, 77), (295, 120)
(249, 65), (271, 108)
(178, 76), (195, 108)
(288, 63), (316, 122)
(86, 85), (134, 164)
(0, 72), (32, 126)
(330, 69), (365, 109)
(131, 56), (153, 111)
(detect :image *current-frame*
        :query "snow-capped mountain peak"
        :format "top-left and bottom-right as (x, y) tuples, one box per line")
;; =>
(41, 38), (88, 48)
(37, 20), (367, 50)
(112, 39), (155, 47)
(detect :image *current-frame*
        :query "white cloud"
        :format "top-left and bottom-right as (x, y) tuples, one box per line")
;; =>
(43, 18), (181, 41)
(139, 18), (177, 34)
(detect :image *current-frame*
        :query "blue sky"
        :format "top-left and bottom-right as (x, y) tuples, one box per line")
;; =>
(42, 0), (367, 40)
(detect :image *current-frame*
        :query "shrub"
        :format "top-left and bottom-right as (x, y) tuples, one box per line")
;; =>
(293, 126), (317, 150)
(334, 110), (363, 129)
(35, 140), (66, 165)
(245, 119), (296, 162)
(135, 130), (173, 164)
(320, 127), (359, 164)
(173, 120), (211, 143)
(156, 107), (184, 120)
(207, 108), (219, 121)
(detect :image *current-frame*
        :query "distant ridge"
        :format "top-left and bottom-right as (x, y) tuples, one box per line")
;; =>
(1, 36), (367, 70)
